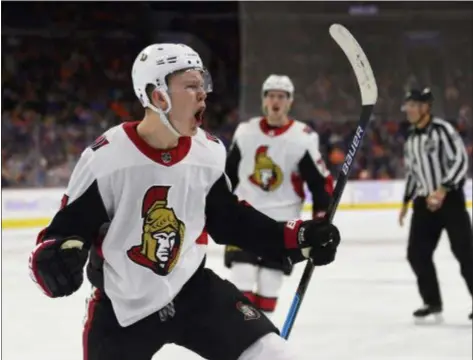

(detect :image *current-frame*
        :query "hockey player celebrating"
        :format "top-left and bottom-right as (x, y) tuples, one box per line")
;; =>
(28, 44), (341, 360)
(224, 75), (334, 314)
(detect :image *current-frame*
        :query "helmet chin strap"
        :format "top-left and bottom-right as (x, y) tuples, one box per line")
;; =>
(148, 90), (181, 138)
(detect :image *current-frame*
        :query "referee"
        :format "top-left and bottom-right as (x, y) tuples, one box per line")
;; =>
(398, 88), (473, 322)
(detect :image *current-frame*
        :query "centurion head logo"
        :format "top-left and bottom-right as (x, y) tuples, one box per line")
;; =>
(127, 186), (185, 276)
(248, 145), (283, 191)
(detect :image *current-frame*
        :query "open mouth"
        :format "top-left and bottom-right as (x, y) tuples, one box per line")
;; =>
(194, 107), (206, 126)
(272, 106), (280, 112)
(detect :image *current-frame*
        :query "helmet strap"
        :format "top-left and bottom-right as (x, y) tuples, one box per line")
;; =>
(148, 89), (180, 137)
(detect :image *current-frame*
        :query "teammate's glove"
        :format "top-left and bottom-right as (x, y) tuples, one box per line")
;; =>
(284, 218), (340, 266)
(29, 236), (89, 298)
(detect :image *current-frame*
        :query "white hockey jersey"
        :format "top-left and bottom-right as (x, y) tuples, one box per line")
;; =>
(226, 117), (333, 221)
(35, 121), (302, 327)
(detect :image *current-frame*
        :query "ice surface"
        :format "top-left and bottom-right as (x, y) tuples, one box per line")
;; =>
(2, 221), (472, 360)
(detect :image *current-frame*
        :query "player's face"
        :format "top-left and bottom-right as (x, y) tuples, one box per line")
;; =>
(167, 70), (207, 136)
(404, 101), (429, 124)
(263, 90), (292, 119)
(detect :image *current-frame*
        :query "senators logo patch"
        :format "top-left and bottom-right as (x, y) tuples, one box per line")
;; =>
(303, 125), (313, 134)
(236, 301), (261, 321)
(205, 131), (220, 144)
(248, 145), (283, 191)
(127, 186), (185, 276)
(90, 135), (109, 152)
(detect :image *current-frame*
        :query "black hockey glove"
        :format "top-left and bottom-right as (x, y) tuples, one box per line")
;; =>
(284, 218), (340, 266)
(29, 236), (89, 298)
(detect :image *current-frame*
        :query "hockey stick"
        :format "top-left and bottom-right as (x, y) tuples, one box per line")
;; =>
(281, 24), (378, 339)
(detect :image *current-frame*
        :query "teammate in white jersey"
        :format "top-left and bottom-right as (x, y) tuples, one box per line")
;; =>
(28, 44), (340, 360)
(224, 75), (334, 314)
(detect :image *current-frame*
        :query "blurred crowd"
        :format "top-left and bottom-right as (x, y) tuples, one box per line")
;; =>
(239, 7), (472, 179)
(2, 3), (472, 188)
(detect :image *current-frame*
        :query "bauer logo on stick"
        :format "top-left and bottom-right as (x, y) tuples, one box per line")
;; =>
(342, 125), (364, 176)
(127, 186), (185, 276)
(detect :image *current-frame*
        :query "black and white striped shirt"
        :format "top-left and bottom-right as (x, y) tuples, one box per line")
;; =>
(403, 116), (469, 203)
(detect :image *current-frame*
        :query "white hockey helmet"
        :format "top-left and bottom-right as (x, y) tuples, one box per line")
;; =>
(132, 43), (212, 137)
(261, 75), (294, 99)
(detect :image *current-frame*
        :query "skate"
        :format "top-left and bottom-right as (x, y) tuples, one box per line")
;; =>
(413, 305), (443, 325)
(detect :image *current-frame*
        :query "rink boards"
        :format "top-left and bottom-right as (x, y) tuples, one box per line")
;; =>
(2, 180), (472, 241)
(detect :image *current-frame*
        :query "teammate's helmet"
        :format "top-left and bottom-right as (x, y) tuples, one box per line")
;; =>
(262, 75), (295, 99)
(132, 43), (212, 136)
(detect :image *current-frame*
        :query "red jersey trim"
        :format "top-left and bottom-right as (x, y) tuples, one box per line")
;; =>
(259, 118), (294, 136)
(123, 121), (191, 166)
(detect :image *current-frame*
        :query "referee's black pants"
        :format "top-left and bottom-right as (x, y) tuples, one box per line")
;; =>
(407, 189), (473, 307)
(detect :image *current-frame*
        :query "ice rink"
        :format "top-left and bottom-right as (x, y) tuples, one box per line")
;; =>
(3, 214), (472, 360)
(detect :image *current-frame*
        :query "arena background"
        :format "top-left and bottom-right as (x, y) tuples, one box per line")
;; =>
(2, 2), (472, 189)
(2, 3), (473, 360)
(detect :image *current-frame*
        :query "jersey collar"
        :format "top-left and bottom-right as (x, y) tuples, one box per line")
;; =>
(259, 117), (294, 137)
(123, 121), (191, 166)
